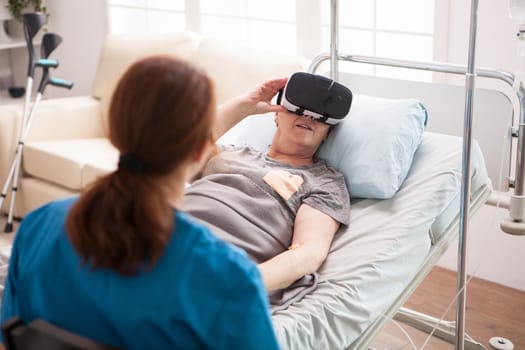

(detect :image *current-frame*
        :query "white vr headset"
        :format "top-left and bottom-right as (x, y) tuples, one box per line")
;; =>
(276, 72), (353, 125)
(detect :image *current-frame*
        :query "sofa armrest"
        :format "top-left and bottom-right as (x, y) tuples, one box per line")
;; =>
(0, 96), (104, 186)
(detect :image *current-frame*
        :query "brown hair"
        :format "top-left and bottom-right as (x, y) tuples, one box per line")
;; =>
(66, 56), (215, 275)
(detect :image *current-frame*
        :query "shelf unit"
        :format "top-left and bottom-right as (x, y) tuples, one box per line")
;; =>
(0, 40), (26, 50)
(0, 16), (25, 48)
(0, 13), (39, 103)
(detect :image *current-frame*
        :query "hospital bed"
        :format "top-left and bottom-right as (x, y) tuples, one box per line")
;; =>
(266, 79), (498, 349)
(219, 68), (501, 349)
(272, 133), (491, 349)
(267, 1), (523, 349)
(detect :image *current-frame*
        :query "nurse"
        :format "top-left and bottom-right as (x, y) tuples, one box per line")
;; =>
(0, 56), (280, 350)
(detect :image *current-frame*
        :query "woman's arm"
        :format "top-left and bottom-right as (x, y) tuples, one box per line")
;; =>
(189, 77), (287, 183)
(258, 203), (340, 291)
(214, 77), (287, 139)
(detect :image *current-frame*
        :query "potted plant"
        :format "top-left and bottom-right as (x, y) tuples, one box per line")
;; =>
(2, 0), (47, 41)
(6, 0), (47, 21)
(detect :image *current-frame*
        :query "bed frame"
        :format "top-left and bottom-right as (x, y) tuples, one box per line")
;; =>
(350, 185), (491, 350)
(310, 1), (525, 349)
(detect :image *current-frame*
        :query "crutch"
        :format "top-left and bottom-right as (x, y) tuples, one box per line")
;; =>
(20, 13), (47, 136)
(0, 39), (59, 221)
(0, 13), (53, 225)
(2, 33), (73, 232)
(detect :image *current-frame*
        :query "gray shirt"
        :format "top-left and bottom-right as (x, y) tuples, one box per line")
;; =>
(183, 145), (350, 264)
(183, 145), (351, 310)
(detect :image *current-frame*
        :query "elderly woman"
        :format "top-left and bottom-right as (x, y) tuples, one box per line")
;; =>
(184, 76), (350, 309)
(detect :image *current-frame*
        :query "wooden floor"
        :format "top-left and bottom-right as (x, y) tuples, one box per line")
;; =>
(0, 216), (523, 349)
(372, 266), (525, 349)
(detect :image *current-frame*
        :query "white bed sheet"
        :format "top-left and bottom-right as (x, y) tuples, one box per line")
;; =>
(272, 132), (492, 349)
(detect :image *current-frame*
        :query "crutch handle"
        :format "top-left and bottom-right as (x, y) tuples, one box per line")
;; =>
(49, 78), (74, 90)
(36, 58), (59, 69)
(37, 73), (74, 93)
(23, 13), (47, 78)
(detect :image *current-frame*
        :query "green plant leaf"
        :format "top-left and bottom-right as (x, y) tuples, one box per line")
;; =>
(7, 0), (48, 21)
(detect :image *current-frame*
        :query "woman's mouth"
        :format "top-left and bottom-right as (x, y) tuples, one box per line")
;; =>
(296, 122), (313, 131)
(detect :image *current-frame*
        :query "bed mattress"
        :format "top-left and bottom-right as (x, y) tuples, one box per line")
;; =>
(272, 131), (492, 349)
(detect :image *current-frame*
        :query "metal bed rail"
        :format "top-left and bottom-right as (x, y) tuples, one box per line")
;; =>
(308, 53), (515, 87)
(348, 185), (492, 350)
(308, 53), (525, 196)
(308, 53), (525, 197)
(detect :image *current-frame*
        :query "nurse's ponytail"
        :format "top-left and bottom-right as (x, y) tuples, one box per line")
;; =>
(66, 56), (215, 275)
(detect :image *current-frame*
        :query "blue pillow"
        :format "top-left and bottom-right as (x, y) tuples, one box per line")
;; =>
(317, 94), (427, 198)
(217, 94), (428, 199)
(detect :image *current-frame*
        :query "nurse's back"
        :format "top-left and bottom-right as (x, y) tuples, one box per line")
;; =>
(1, 198), (277, 349)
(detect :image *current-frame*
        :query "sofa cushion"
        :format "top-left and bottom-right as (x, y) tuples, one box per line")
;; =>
(23, 138), (118, 191)
(20, 177), (78, 216)
(194, 36), (307, 105)
(91, 32), (306, 135)
(82, 159), (119, 188)
(92, 32), (202, 103)
(92, 32), (203, 135)
(26, 97), (105, 142)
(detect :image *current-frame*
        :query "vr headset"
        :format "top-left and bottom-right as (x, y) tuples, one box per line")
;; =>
(276, 72), (353, 125)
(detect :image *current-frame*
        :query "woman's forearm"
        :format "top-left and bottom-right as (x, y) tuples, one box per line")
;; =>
(214, 77), (287, 139)
(215, 95), (253, 139)
(258, 246), (324, 291)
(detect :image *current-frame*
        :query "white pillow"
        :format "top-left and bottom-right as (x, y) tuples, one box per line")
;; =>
(217, 112), (276, 152)
(217, 94), (428, 199)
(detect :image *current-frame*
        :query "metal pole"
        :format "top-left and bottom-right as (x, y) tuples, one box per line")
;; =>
(514, 83), (525, 195)
(456, 0), (479, 349)
(330, 0), (339, 81)
(307, 53), (515, 85)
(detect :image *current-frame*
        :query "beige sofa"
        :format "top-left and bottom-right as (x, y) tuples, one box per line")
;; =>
(0, 32), (305, 218)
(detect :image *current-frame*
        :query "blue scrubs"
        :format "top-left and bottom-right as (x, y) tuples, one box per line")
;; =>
(0, 198), (279, 349)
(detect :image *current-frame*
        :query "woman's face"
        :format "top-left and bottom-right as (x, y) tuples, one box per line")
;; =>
(273, 110), (331, 155)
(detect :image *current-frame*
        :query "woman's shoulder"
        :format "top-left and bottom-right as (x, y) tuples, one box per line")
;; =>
(307, 158), (345, 180)
(217, 143), (263, 156)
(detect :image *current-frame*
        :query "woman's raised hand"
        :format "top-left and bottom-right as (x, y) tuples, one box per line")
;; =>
(243, 77), (288, 116)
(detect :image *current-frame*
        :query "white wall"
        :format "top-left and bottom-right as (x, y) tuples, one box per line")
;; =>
(8, 0), (109, 98)
(436, 0), (525, 292)
(439, 205), (525, 291)
(443, 0), (519, 95)
(45, 0), (108, 98)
